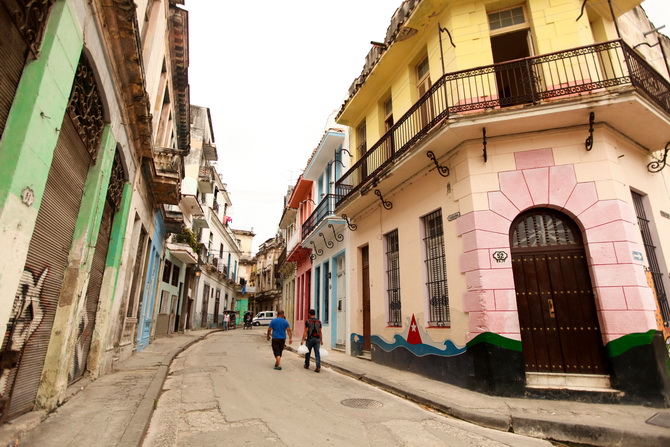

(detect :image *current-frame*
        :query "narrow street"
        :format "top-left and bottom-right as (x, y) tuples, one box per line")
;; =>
(142, 330), (551, 447)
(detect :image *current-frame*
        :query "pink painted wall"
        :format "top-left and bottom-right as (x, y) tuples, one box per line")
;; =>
(457, 148), (657, 344)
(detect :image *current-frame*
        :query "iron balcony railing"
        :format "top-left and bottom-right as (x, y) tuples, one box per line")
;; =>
(335, 39), (670, 205)
(302, 194), (343, 240)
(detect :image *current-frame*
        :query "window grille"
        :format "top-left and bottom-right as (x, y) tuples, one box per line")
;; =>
(162, 259), (172, 283)
(632, 191), (670, 325)
(423, 210), (449, 326)
(385, 230), (402, 326)
(511, 211), (577, 248)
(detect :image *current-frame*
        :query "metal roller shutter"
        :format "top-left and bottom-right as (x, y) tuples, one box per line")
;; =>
(0, 6), (28, 138)
(69, 200), (113, 384)
(1, 114), (90, 420)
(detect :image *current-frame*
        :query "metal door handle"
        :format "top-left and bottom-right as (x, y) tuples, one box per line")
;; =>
(547, 298), (555, 319)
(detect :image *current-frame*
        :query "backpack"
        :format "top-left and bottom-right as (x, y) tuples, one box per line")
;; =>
(306, 318), (320, 339)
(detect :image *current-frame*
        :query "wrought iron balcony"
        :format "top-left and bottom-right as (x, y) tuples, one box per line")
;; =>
(302, 194), (342, 240)
(335, 39), (670, 206)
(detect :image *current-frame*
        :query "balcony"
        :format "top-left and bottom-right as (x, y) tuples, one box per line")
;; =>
(203, 142), (218, 161)
(152, 147), (184, 205)
(335, 39), (670, 207)
(198, 165), (214, 194)
(166, 240), (197, 264)
(164, 204), (185, 234)
(302, 194), (343, 239)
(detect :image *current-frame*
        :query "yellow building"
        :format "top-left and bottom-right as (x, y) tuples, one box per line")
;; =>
(335, 0), (670, 404)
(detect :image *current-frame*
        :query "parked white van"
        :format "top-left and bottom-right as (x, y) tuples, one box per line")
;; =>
(252, 311), (276, 326)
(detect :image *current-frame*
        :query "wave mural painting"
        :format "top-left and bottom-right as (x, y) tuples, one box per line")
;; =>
(372, 314), (466, 357)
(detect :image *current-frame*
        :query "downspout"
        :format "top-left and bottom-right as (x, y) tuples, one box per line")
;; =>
(608, 0), (621, 39)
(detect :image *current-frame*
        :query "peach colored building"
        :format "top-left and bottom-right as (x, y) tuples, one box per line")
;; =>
(333, 0), (670, 404)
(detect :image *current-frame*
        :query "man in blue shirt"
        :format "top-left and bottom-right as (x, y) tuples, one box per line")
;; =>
(266, 310), (292, 370)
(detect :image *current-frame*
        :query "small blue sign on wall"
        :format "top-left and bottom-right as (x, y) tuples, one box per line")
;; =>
(632, 251), (644, 262)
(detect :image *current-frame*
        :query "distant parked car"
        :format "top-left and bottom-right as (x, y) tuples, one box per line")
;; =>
(252, 311), (276, 326)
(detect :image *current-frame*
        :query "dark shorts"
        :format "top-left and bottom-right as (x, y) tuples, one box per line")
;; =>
(271, 338), (286, 357)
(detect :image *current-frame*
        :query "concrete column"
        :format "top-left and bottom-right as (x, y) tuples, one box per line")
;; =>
(87, 182), (133, 378)
(36, 125), (117, 410)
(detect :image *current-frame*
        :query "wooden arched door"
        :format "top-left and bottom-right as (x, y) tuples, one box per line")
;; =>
(510, 209), (608, 375)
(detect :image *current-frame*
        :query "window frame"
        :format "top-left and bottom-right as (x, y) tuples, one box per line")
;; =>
(422, 209), (450, 327)
(385, 229), (402, 327)
(487, 5), (529, 37)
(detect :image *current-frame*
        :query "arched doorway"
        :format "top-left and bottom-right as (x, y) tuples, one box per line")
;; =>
(510, 209), (609, 380)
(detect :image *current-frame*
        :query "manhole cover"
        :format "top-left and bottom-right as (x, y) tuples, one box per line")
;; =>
(341, 398), (383, 409)
(646, 412), (670, 428)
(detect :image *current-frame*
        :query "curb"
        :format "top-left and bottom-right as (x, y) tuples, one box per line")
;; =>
(120, 329), (221, 447)
(286, 346), (670, 447)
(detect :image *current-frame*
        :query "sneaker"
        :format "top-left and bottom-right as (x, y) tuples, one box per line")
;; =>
(274, 366), (282, 370)
(315, 367), (320, 373)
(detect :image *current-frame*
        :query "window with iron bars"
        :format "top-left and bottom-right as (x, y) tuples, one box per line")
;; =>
(385, 229), (402, 326)
(423, 209), (449, 326)
(632, 191), (669, 325)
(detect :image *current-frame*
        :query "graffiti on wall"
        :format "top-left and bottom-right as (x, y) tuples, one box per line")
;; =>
(0, 267), (49, 394)
(372, 314), (466, 357)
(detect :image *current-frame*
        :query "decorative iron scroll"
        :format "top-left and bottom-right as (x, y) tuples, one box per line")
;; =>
(374, 189), (393, 210)
(67, 55), (105, 162)
(309, 241), (323, 258)
(107, 150), (126, 211)
(426, 151), (449, 177)
(319, 232), (334, 249)
(328, 223), (344, 242)
(585, 112), (594, 151)
(648, 142), (670, 173)
(342, 214), (357, 231)
(2, 0), (54, 56)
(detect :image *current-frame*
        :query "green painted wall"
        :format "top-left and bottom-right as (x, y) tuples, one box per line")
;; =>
(0, 0), (84, 345)
(0, 0), (83, 211)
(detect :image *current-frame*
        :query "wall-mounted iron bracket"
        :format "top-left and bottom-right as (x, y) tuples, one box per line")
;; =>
(482, 128), (488, 163)
(342, 214), (357, 231)
(427, 151), (450, 177)
(328, 223), (344, 242)
(309, 240), (323, 258)
(648, 142), (670, 173)
(336, 148), (353, 157)
(374, 189), (393, 210)
(319, 232), (334, 249)
(585, 112), (595, 151)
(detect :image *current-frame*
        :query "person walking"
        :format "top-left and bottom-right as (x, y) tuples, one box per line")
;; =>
(266, 310), (292, 370)
(301, 309), (323, 373)
(223, 312), (229, 331)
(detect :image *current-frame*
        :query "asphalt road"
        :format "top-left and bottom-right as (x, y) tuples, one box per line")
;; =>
(142, 329), (553, 447)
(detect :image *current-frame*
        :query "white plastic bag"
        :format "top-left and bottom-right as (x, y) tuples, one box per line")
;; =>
(319, 347), (329, 358)
(297, 344), (308, 355)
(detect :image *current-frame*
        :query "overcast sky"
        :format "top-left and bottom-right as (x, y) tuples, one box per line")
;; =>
(185, 0), (670, 252)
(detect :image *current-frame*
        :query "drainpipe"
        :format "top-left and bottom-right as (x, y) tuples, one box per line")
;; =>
(608, 0), (621, 39)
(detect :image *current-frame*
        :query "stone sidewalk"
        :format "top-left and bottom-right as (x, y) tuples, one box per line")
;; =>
(0, 329), (219, 447)
(2, 327), (670, 446)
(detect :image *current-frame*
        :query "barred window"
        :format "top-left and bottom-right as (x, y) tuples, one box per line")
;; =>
(162, 259), (172, 283)
(385, 230), (401, 326)
(423, 209), (449, 326)
(632, 191), (670, 325)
